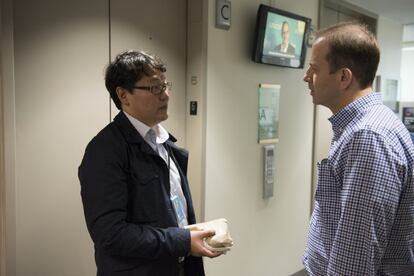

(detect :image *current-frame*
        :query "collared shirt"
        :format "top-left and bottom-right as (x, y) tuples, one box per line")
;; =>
(280, 43), (289, 53)
(123, 111), (189, 228)
(304, 93), (414, 275)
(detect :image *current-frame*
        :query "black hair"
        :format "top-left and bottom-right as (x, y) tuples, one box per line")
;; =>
(104, 50), (166, 109)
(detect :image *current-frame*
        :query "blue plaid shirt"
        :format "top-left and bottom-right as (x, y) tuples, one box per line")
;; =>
(304, 92), (414, 275)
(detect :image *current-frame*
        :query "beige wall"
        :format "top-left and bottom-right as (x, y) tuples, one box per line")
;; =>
(5, 0), (189, 275)
(109, 0), (188, 145)
(13, 0), (108, 274)
(0, 1), (5, 273)
(4, 0), (318, 274)
(0, 2), (4, 274)
(6, 1), (404, 276)
(202, 1), (318, 275)
(186, 0), (208, 221)
(1, 0), (17, 275)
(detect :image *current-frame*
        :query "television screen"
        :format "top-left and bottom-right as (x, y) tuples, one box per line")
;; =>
(252, 4), (311, 68)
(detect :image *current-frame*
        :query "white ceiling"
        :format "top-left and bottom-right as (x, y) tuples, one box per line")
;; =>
(346, 0), (414, 25)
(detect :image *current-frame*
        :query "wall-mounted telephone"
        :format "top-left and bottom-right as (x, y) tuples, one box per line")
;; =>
(263, 145), (275, 199)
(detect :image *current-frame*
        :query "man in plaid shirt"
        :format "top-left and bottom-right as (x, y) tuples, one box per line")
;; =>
(303, 22), (414, 275)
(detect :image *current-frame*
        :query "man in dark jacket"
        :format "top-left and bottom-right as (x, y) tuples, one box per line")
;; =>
(79, 50), (220, 276)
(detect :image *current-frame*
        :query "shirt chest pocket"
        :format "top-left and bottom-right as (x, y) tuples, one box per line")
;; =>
(128, 171), (165, 224)
(315, 159), (342, 213)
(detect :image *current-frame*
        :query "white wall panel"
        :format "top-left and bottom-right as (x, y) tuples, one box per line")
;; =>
(377, 16), (403, 86)
(401, 49), (414, 102)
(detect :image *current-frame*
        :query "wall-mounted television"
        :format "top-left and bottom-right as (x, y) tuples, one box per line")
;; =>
(252, 4), (311, 69)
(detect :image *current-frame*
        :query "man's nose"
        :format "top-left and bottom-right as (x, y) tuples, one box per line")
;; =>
(160, 90), (169, 100)
(303, 68), (312, 82)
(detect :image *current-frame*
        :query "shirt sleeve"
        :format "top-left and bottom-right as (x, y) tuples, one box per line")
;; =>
(327, 130), (403, 275)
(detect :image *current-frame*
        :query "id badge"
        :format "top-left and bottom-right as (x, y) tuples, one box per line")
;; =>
(171, 195), (188, 228)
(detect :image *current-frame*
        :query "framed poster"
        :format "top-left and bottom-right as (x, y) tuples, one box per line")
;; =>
(258, 83), (280, 144)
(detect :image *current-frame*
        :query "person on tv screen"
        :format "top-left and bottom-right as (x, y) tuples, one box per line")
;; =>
(303, 22), (414, 275)
(274, 21), (296, 55)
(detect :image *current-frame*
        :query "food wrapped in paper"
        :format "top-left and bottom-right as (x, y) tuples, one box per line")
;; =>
(185, 218), (234, 252)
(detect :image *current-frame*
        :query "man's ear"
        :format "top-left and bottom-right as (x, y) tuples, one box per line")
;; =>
(116, 87), (129, 106)
(339, 68), (353, 89)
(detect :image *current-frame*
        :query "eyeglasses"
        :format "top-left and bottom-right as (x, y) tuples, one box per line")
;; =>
(132, 81), (172, 95)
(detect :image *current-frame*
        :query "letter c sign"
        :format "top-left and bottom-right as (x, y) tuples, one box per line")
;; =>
(216, 0), (231, 30)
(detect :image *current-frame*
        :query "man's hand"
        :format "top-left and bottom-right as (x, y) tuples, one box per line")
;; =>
(190, 230), (222, 258)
